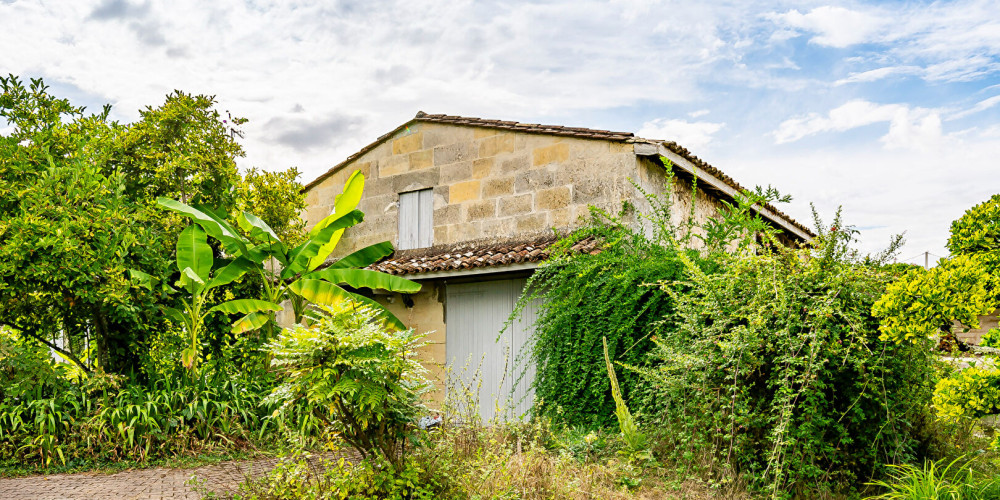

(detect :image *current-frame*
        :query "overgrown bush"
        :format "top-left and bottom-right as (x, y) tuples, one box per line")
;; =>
(517, 189), (689, 427)
(264, 302), (431, 472)
(639, 207), (935, 496)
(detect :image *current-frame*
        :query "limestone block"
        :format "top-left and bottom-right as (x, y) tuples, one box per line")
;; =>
(433, 225), (448, 244)
(440, 161), (472, 185)
(379, 154), (409, 177)
(482, 176), (515, 198)
(472, 158), (494, 179)
(364, 176), (395, 197)
(482, 217), (516, 238)
(409, 149), (434, 170)
(359, 193), (397, 216)
(434, 142), (473, 165)
(423, 124), (473, 148)
(304, 189), (320, 206)
(498, 133), (515, 154)
(478, 133), (514, 158)
(474, 127), (496, 139)
(610, 142), (634, 154)
(392, 168), (439, 193)
(434, 204), (462, 226)
(449, 180), (481, 204)
(514, 168), (557, 194)
(499, 193), (533, 216)
(572, 177), (612, 205)
(478, 135), (499, 158)
(551, 206), (579, 228)
(536, 186), (571, 210)
(450, 221), (483, 241)
(466, 199), (497, 221)
(516, 212), (549, 233)
(500, 153), (530, 175)
(392, 132), (423, 155)
(532, 143), (569, 167)
(433, 185), (450, 208)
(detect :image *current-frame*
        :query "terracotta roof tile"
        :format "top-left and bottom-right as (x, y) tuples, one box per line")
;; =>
(414, 112), (635, 141)
(655, 141), (816, 238)
(369, 235), (599, 276)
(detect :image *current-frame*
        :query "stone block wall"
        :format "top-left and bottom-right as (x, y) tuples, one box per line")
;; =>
(303, 122), (647, 255)
(374, 283), (447, 404)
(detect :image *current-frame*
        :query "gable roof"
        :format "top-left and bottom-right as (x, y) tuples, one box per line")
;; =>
(303, 111), (814, 239)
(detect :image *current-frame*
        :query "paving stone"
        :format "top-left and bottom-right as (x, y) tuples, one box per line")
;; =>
(0, 452), (352, 500)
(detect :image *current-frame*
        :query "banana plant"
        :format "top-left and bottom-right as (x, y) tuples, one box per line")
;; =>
(148, 223), (281, 371)
(156, 169), (420, 333)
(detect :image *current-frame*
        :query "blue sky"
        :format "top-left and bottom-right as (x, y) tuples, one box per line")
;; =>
(2, 0), (998, 261)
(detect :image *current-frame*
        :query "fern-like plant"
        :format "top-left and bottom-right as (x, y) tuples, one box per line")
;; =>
(264, 301), (431, 472)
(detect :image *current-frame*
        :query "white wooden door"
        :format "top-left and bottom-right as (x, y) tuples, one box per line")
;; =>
(446, 278), (540, 421)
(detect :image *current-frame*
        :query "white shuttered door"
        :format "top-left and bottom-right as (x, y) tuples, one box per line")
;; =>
(446, 278), (540, 421)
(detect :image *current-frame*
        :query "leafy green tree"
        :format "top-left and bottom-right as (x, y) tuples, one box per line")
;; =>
(873, 194), (1000, 346)
(0, 75), (169, 373)
(234, 167), (307, 247)
(0, 74), (308, 376)
(111, 90), (244, 211)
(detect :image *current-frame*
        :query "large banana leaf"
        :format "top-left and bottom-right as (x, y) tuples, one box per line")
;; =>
(206, 257), (254, 290)
(281, 210), (364, 279)
(326, 241), (395, 270)
(176, 224), (213, 279)
(307, 170), (365, 238)
(306, 268), (420, 293)
(304, 170), (366, 272)
(237, 212), (288, 265)
(208, 299), (283, 315)
(289, 278), (406, 330)
(177, 267), (205, 295)
(157, 197), (250, 257)
(232, 312), (270, 333)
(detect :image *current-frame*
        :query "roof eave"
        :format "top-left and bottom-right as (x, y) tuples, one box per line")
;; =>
(634, 141), (815, 242)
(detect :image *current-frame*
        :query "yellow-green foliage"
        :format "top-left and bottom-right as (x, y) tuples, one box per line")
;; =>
(933, 365), (1000, 422)
(948, 194), (1000, 258)
(872, 254), (994, 344)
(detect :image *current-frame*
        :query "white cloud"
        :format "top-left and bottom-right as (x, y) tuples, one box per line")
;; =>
(688, 109), (710, 118)
(773, 100), (943, 152)
(949, 95), (1000, 120)
(638, 118), (725, 150)
(834, 66), (922, 85)
(768, 6), (887, 48)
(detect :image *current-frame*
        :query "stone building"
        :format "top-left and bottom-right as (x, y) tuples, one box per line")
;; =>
(301, 112), (812, 418)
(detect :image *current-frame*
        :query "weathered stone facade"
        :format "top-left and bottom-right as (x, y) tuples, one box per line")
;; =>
(303, 121), (670, 254)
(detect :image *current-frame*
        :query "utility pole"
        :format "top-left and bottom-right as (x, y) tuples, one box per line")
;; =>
(925, 251), (929, 270)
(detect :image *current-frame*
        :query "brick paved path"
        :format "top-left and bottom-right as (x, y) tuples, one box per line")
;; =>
(0, 455), (319, 500)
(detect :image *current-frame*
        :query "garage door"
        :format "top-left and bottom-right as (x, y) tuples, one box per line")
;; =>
(446, 278), (541, 421)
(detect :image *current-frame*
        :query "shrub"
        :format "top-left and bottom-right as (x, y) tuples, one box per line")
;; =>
(263, 302), (431, 472)
(220, 454), (438, 500)
(638, 208), (935, 496)
(982, 328), (1000, 349)
(933, 365), (1000, 422)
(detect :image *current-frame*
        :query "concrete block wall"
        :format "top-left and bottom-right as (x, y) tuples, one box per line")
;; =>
(302, 122), (646, 255)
